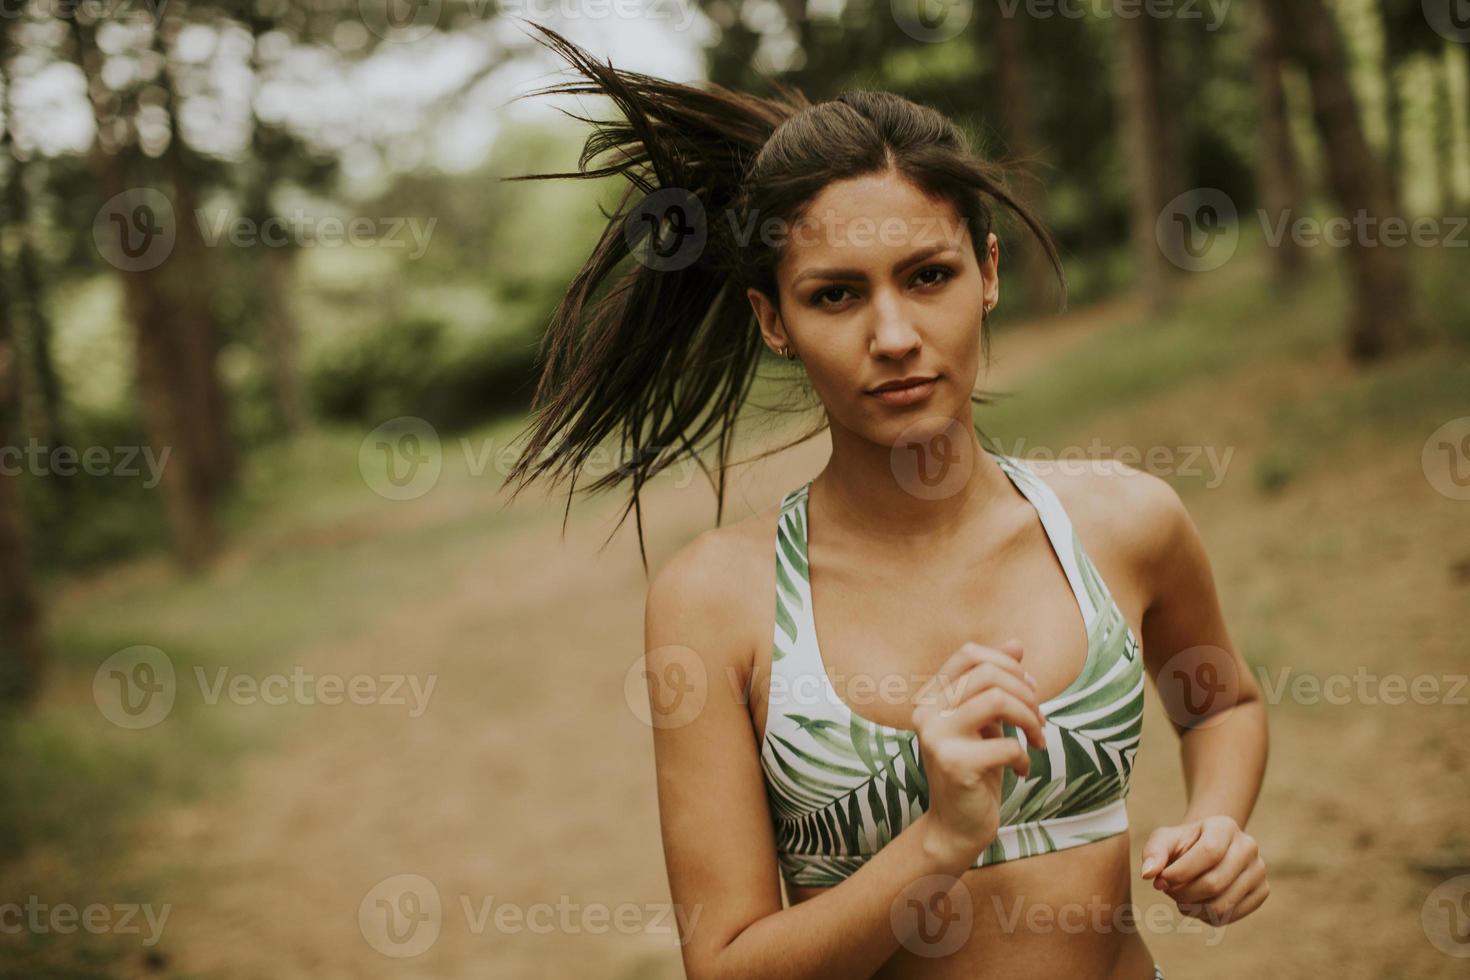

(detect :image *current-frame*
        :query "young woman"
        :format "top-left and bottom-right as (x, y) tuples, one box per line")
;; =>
(505, 23), (1269, 980)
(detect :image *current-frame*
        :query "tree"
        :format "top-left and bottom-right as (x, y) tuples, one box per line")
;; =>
(1264, 0), (1423, 360)
(67, 11), (238, 566)
(1112, 10), (1187, 312)
(1247, 0), (1307, 288)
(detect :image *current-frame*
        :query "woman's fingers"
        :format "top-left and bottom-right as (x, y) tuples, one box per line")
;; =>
(918, 640), (1027, 704)
(939, 732), (1034, 781)
(1178, 849), (1266, 924)
(1167, 833), (1258, 904)
(940, 687), (1046, 750)
(934, 661), (1046, 746)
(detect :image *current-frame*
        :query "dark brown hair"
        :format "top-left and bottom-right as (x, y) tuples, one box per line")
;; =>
(500, 21), (1066, 571)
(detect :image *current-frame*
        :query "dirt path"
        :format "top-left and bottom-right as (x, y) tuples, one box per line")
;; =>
(121, 313), (1468, 979)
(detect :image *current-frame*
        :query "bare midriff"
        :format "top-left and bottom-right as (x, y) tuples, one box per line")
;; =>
(786, 832), (1157, 980)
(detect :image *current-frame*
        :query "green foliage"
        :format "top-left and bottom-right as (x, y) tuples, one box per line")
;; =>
(17, 411), (170, 574)
(304, 312), (539, 430)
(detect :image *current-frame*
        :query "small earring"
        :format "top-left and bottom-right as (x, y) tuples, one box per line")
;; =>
(983, 301), (996, 315)
(779, 344), (796, 360)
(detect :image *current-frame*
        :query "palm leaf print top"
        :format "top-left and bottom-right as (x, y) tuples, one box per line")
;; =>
(760, 451), (1146, 888)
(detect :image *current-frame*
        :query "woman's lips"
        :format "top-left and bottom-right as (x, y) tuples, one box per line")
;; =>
(866, 377), (938, 406)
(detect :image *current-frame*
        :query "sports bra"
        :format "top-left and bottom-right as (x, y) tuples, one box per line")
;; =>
(760, 450), (1146, 888)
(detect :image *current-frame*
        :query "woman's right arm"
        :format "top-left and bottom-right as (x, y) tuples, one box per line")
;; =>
(642, 530), (1047, 980)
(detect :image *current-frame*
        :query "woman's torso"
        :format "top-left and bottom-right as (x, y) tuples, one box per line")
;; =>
(736, 451), (1157, 979)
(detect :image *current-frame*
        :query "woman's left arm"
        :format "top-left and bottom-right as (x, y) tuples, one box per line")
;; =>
(1131, 473), (1270, 926)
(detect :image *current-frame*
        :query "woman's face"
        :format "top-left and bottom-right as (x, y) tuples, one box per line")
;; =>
(746, 170), (999, 448)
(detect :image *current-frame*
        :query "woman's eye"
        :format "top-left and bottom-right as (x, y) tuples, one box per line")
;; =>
(914, 265), (955, 288)
(812, 286), (851, 308)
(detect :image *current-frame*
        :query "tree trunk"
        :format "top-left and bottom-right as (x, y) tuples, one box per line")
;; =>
(1247, 0), (1307, 287)
(992, 7), (1056, 313)
(1267, 0), (1422, 361)
(0, 254), (45, 706)
(1114, 11), (1184, 312)
(67, 15), (231, 567)
(247, 14), (308, 435)
(1, 18), (67, 460)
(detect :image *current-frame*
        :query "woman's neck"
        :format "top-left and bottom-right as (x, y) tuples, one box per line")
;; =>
(812, 416), (1017, 553)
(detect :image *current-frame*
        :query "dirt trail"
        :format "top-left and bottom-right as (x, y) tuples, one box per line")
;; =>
(123, 311), (1467, 980)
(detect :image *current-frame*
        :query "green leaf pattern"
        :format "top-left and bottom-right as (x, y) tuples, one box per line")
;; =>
(759, 454), (1147, 888)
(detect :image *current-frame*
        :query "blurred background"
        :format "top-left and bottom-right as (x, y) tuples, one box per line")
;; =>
(1, 0), (1467, 977)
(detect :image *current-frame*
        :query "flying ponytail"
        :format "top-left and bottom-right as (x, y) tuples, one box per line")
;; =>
(500, 21), (1066, 573)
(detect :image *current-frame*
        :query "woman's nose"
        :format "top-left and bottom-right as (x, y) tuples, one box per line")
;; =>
(869, 295), (922, 359)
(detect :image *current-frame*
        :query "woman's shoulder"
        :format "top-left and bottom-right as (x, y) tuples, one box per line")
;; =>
(1017, 454), (1190, 610)
(643, 493), (788, 682)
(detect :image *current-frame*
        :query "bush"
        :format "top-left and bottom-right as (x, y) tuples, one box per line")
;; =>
(305, 314), (541, 431)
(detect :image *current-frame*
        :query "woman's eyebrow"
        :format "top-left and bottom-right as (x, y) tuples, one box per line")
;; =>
(791, 242), (960, 285)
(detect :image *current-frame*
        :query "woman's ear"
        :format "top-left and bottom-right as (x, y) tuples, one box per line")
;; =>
(979, 231), (1000, 313)
(747, 287), (789, 355)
